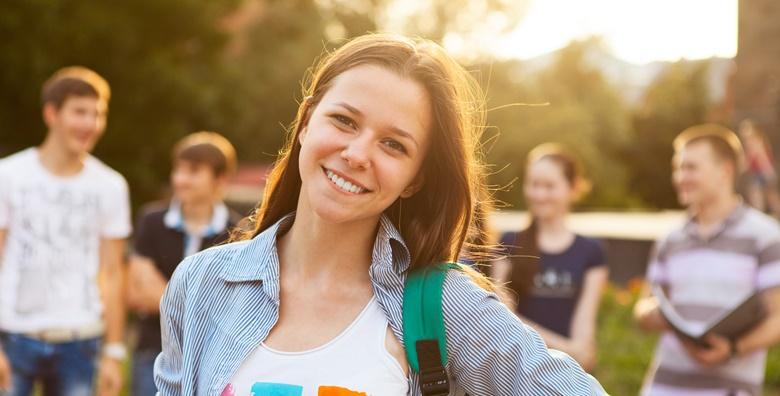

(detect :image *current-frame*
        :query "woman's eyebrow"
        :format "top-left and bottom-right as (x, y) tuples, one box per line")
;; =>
(336, 102), (361, 116)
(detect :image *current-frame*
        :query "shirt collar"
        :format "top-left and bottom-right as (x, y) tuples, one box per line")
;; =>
(374, 214), (411, 275)
(683, 201), (747, 240)
(218, 212), (411, 285)
(163, 200), (230, 237)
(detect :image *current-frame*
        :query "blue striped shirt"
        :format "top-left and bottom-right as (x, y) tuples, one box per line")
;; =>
(154, 213), (607, 395)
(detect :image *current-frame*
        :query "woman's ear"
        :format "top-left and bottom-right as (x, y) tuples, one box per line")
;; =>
(400, 173), (425, 198)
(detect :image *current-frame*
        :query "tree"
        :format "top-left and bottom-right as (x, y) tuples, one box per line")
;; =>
(482, 39), (635, 210)
(0, 0), (545, 212)
(0, 0), (241, 207)
(623, 60), (711, 208)
(223, 0), (332, 165)
(316, 0), (529, 51)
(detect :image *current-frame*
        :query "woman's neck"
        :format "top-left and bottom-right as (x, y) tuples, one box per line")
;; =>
(535, 214), (568, 235)
(534, 214), (574, 254)
(277, 207), (378, 285)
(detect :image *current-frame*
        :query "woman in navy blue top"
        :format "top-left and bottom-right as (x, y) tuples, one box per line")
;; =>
(492, 143), (609, 372)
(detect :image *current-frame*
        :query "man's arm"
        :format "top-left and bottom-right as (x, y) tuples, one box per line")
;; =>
(734, 286), (780, 355)
(681, 287), (780, 367)
(97, 237), (126, 396)
(99, 238), (126, 345)
(126, 254), (168, 314)
(633, 283), (669, 333)
(0, 229), (11, 392)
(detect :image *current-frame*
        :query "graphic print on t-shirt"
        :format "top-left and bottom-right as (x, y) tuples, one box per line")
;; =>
(221, 382), (367, 396)
(13, 183), (101, 315)
(530, 267), (575, 298)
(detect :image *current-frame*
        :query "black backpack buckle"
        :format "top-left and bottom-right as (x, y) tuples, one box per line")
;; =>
(416, 339), (450, 396)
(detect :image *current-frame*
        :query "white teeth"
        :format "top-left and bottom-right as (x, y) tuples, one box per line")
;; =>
(325, 169), (365, 194)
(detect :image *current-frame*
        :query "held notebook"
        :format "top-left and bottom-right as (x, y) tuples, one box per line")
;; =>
(652, 284), (766, 347)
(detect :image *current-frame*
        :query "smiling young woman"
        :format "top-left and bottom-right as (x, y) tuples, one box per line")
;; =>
(153, 34), (607, 396)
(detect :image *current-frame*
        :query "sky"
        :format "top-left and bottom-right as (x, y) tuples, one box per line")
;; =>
(488, 0), (737, 64)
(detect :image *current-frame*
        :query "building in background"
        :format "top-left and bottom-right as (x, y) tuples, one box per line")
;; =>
(225, 163), (270, 217)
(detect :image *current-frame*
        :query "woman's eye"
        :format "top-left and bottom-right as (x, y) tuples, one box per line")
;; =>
(331, 114), (356, 129)
(383, 139), (407, 154)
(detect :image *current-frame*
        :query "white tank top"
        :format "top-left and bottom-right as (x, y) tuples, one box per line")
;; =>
(222, 297), (409, 396)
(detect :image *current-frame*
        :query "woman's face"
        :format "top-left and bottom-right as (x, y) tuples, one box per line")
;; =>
(523, 158), (574, 220)
(297, 64), (432, 225)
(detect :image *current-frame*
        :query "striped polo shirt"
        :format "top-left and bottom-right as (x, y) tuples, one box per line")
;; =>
(642, 204), (780, 396)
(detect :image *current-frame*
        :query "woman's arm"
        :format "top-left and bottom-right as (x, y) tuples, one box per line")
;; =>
(488, 257), (517, 307)
(490, 258), (568, 346)
(567, 266), (609, 371)
(442, 270), (607, 395)
(491, 258), (608, 370)
(154, 257), (193, 396)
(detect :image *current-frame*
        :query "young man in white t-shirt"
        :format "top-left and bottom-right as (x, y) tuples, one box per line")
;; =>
(0, 67), (131, 396)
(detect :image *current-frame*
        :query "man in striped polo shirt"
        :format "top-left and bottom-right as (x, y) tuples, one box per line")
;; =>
(634, 123), (780, 396)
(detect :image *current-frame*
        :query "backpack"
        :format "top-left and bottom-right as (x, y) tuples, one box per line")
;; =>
(402, 262), (463, 396)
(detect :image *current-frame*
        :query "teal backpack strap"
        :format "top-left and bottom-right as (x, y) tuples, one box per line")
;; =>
(403, 262), (463, 396)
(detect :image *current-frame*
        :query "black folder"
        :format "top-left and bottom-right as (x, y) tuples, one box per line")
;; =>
(652, 284), (766, 347)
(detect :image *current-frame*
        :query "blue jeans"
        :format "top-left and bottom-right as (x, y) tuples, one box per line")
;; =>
(131, 349), (158, 396)
(0, 332), (100, 396)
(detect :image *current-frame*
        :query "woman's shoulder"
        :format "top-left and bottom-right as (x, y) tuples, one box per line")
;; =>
(573, 234), (604, 252)
(439, 267), (503, 323)
(499, 230), (521, 246)
(572, 234), (607, 267)
(572, 233), (596, 245)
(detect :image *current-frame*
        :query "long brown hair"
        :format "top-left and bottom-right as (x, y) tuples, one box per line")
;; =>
(511, 143), (590, 300)
(233, 34), (493, 285)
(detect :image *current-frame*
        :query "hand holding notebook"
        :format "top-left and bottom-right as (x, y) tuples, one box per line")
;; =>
(652, 284), (766, 348)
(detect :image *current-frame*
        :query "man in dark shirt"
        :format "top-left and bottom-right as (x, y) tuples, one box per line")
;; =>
(126, 132), (240, 396)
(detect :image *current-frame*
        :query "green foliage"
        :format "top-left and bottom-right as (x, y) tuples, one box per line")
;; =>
(480, 39), (636, 210)
(0, 1), (719, 213)
(224, 0), (333, 163)
(622, 61), (712, 208)
(595, 285), (657, 394)
(0, 0), (241, 207)
(476, 39), (716, 210)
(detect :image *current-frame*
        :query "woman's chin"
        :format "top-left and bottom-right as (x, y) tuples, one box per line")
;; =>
(307, 204), (381, 227)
